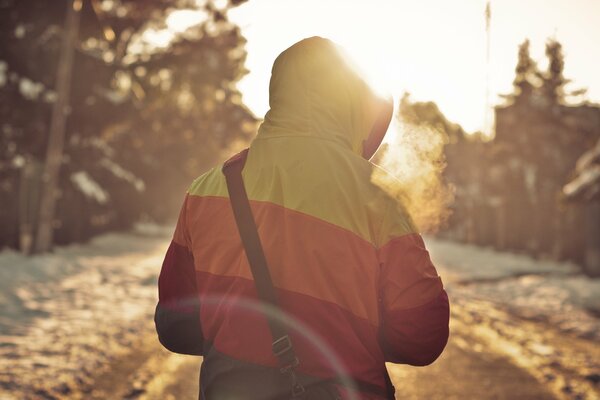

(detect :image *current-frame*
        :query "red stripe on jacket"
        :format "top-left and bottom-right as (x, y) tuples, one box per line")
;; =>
(156, 195), (450, 392)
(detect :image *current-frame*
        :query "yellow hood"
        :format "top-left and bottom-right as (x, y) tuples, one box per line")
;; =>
(257, 37), (391, 156)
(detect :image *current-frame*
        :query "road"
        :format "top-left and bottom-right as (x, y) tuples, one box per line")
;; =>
(0, 232), (598, 399)
(84, 296), (598, 400)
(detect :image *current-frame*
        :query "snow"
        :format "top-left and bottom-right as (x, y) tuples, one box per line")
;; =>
(456, 275), (600, 339)
(563, 165), (600, 199)
(524, 165), (537, 198)
(90, 137), (116, 157)
(0, 61), (7, 87)
(43, 90), (57, 104)
(576, 140), (600, 171)
(99, 86), (129, 104)
(11, 155), (25, 168)
(133, 221), (172, 236)
(18, 77), (44, 100)
(0, 230), (171, 398)
(425, 237), (579, 282)
(14, 25), (25, 39)
(0, 228), (597, 397)
(100, 158), (146, 192)
(425, 236), (600, 340)
(70, 171), (110, 204)
(564, 139), (600, 200)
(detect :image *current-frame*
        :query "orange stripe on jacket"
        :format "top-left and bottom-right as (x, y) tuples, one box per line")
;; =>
(186, 195), (381, 325)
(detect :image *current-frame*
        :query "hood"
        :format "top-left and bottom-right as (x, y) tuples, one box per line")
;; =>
(256, 37), (392, 158)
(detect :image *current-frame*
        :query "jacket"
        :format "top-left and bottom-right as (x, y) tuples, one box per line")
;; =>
(155, 37), (449, 400)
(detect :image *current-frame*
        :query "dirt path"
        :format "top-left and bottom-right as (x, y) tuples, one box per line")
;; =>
(1, 232), (597, 399)
(86, 298), (596, 400)
(86, 326), (558, 400)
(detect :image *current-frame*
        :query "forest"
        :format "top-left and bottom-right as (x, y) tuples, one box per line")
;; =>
(387, 38), (600, 276)
(0, 0), (256, 251)
(1, 0), (599, 276)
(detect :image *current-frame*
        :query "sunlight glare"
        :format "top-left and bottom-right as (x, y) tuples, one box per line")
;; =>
(166, 9), (208, 33)
(333, 44), (390, 100)
(142, 29), (173, 49)
(231, 0), (600, 139)
(230, 0), (490, 137)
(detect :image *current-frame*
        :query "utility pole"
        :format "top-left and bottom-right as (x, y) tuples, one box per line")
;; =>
(34, 0), (82, 253)
(484, 1), (492, 136)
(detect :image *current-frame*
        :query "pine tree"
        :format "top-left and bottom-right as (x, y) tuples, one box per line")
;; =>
(0, 0), (255, 250)
(511, 39), (539, 102)
(542, 38), (575, 104)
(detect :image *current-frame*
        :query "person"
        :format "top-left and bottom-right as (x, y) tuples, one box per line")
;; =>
(155, 37), (449, 400)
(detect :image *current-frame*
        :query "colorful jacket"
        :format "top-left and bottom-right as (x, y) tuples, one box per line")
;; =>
(155, 37), (449, 399)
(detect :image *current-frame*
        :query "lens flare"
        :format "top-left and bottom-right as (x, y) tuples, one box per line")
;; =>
(188, 295), (362, 399)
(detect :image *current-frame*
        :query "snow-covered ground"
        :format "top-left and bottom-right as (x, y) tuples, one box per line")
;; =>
(0, 230), (598, 399)
(426, 237), (600, 340)
(424, 238), (600, 400)
(0, 225), (172, 399)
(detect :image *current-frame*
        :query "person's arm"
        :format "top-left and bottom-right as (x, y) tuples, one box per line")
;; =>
(378, 233), (449, 366)
(155, 194), (204, 356)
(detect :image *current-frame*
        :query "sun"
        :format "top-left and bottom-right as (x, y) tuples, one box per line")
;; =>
(230, 0), (499, 137)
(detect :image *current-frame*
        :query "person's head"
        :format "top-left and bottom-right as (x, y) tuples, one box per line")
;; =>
(259, 37), (393, 160)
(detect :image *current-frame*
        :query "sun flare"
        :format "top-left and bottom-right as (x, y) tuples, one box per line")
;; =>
(230, 0), (600, 138)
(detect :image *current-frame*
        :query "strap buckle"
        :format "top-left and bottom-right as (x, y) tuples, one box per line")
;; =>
(291, 382), (306, 398)
(272, 335), (293, 358)
(273, 335), (299, 373)
(280, 356), (300, 374)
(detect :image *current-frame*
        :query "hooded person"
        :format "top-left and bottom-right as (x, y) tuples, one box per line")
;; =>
(155, 37), (449, 399)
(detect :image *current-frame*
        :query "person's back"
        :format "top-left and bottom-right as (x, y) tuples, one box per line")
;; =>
(155, 37), (449, 400)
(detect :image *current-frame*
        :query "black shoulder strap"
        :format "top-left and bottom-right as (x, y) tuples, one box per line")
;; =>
(222, 150), (305, 396)
(222, 149), (395, 399)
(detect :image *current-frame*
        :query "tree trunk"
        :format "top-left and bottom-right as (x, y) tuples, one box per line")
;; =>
(34, 0), (82, 253)
(584, 203), (600, 277)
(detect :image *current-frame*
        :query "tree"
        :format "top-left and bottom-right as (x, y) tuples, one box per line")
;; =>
(0, 0), (255, 250)
(504, 39), (540, 103)
(35, 0), (82, 253)
(542, 38), (568, 103)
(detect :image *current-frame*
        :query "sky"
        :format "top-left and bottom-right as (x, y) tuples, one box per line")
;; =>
(227, 0), (600, 136)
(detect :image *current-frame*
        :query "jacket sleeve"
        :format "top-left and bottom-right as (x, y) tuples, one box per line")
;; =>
(155, 194), (204, 356)
(377, 233), (449, 366)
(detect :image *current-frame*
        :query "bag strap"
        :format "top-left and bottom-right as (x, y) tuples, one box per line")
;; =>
(222, 149), (394, 399)
(222, 150), (305, 397)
